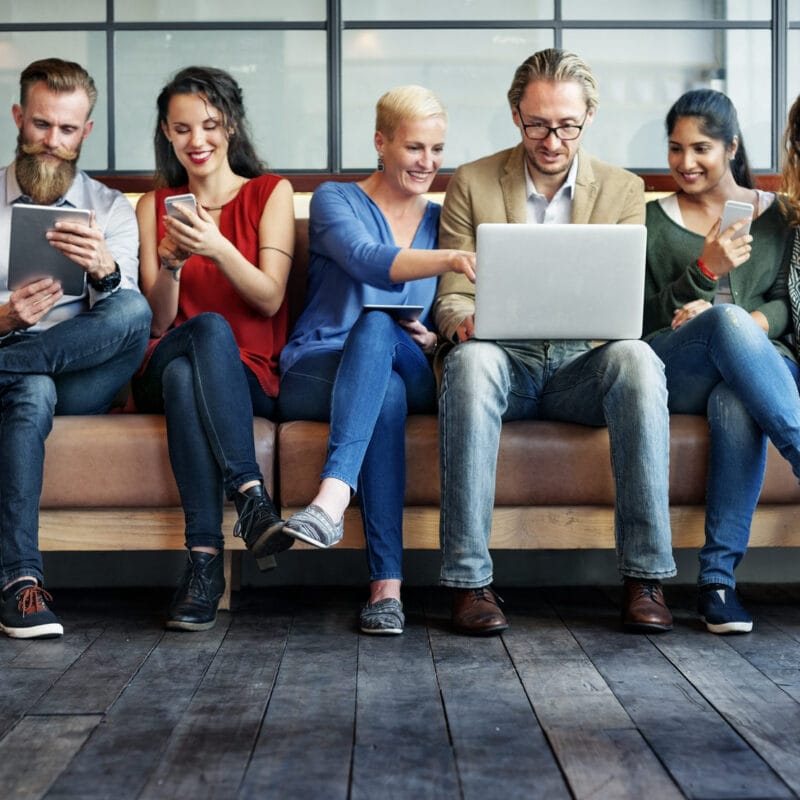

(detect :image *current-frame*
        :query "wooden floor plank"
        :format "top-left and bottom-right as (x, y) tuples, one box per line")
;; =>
(352, 599), (459, 798)
(43, 617), (233, 800)
(2, 586), (800, 799)
(0, 714), (101, 800)
(542, 588), (793, 800)
(351, 744), (460, 800)
(0, 669), (67, 741)
(502, 589), (682, 800)
(424, 588), (570, 800)
(651, 611), (800, 796)
(137, 606), (292, 800)
(34, 622), (163, 715)
(237, 589), (359, 798)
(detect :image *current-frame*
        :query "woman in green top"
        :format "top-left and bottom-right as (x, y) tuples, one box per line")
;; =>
(644, 89), (800, 634)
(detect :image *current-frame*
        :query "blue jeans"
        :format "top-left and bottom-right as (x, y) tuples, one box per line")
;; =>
(438, 338), (676, 588)
(133, 313), (275, 551)
(279, 311), (437, 581)
(0, 289), (151, 587)
(650, 304), (800, 589)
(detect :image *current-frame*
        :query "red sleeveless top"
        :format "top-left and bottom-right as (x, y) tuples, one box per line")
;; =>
(149, 174), (288, 397)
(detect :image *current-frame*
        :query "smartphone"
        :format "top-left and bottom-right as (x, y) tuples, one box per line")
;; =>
(164, 192), (197, 226)
(720, 200), (754, 239)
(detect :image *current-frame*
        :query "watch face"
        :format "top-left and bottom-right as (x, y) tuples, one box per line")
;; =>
(90, 263), (121, 292)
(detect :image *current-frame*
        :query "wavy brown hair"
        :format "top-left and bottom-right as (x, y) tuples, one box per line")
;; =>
(781, 94), (800, 227)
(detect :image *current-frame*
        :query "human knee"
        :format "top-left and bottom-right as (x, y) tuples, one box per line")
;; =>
(105, 289), (152, 331)
(3, 375), (56, 430)
(162, 356), (194, 401)
(601, 341), (666, 402)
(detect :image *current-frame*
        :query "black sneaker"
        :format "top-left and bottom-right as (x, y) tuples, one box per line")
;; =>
(0, 580), (63, 639)
(698, 583), (753, 634)
(232, 483), (293, 567)
(166, 551), (225, 631)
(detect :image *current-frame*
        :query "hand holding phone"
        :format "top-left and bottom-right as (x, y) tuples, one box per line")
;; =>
(164, 193), (197, 226)
(720, 200), (754, 240)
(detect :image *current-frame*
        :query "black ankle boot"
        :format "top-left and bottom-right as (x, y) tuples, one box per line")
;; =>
(232, 483), (294, 567)
(167, 550), (225, 631)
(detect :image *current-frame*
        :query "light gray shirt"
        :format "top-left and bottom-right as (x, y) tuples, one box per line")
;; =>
(524, 155), (578, 224)
(0, 163), (140, 331)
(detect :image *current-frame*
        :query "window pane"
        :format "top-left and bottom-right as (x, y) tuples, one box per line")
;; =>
(562, 29), (772, 171)
(562, 1), (769, 21)
(790, 0), (800, 21)
(0, 32), (108, 170)
(342, 29), (553, 170)
(0, 0), (105, 23)
(342, 0), (552, 21)
(114, 0), (325, 22)
(114, 30), (327, 171)
(787, 31), (800, 120)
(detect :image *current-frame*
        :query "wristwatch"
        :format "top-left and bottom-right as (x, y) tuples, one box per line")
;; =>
(88, 262), (122, 293)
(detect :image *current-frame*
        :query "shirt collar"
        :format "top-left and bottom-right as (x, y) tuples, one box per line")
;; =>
(5, 160), (80, 208)
(524, 154), (579, 201)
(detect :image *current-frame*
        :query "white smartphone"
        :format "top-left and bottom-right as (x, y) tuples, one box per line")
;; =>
(720, 200), (754, 239)
(164, 192), (197, 226)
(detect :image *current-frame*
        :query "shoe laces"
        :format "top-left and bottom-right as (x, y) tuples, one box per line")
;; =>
(184, 558), (214, 599)
(472, 587), (504, 606)
(17, 585), (52, 617)
(631, 580), (663, 603)
(232, 494), (269, 540)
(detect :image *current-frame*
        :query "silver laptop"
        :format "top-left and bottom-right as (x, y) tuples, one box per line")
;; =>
(473, 223), (647, 340)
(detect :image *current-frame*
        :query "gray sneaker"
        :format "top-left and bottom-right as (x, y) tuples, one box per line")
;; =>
(283, 504), (344, 548)
(360, 598), (404, 635)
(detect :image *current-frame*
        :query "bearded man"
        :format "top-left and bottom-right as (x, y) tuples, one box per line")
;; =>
(0, 58), (151, 639)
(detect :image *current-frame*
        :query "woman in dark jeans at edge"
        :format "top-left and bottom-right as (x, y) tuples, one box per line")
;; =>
(643, 89), (800, 634)
(134, 66), (295, 630)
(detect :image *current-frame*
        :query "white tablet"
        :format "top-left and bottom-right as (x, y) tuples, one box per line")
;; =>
(8, 204), (91, 296)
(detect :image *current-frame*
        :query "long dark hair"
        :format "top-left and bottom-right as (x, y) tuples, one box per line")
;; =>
(665, 89), (754, 190)
(154, 66), (267, 188)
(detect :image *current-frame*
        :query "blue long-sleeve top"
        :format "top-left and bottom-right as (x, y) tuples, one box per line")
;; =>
(279, 180), (441, 374)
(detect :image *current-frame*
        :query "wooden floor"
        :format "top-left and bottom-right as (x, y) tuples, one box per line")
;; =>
(2, 584), (800, 800)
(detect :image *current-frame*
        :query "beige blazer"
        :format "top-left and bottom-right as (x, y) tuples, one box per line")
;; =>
(433, 143), (645, 341)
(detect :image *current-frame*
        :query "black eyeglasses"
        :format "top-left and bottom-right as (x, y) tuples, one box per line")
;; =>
(516, 108), (588, 141)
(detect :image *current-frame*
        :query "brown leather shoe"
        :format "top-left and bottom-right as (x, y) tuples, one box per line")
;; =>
(622, 578), (673, 632)
(451, 586), (508, 636)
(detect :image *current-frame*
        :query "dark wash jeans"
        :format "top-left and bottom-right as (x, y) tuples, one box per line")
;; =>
(133, 312), (275, 551)
(650, 304), (800, 589)
(0, 289), (151, 587)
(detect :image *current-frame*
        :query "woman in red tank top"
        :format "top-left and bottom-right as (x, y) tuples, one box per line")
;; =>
(133, 66), (295, 631)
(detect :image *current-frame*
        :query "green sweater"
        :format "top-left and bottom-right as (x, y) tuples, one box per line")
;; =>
(643, 198), (794, 360)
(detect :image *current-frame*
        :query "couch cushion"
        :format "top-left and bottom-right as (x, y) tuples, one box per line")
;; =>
(41, 415), (275, 508)
(277, 413), (800, 508)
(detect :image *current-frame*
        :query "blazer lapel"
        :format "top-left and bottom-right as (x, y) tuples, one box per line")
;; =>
(500, 144), (529, 224)
(571, 149), (599, 223)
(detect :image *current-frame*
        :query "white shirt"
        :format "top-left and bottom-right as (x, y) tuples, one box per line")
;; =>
(0, 163), (140, 330)
(524, 155), (578, 225)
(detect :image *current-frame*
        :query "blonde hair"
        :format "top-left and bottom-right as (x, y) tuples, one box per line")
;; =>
(507, 48), (599, 112)
(375, 85), (447, 139)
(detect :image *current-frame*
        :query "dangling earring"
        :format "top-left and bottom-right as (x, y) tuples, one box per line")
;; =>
(377, 155), (384, 172)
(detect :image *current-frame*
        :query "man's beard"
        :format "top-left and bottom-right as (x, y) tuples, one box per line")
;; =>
(15, 133), (80, 205)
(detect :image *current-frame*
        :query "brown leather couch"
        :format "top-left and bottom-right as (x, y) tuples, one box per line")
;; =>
(38, 198), (800, 608)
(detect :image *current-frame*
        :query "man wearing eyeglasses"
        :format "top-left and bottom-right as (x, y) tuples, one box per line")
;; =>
(434, 48), (676, 636)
